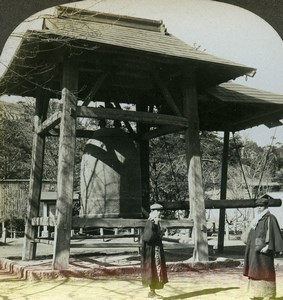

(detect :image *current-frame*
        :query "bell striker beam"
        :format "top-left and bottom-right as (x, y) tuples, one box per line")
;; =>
(52, 59), (78, 270)
(23, 94), (49, 260)
(182, 72), (208, 262)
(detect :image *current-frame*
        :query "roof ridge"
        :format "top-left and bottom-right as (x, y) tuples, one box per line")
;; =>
(55, 5), (167, 34)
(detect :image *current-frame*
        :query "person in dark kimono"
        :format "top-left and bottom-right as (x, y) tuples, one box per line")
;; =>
(243, 197), (283, 300)
(141, 203), (168, 299)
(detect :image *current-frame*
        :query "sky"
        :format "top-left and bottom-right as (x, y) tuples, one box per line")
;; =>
(1, 0), (283, 147)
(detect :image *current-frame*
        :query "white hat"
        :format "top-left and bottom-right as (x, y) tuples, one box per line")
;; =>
(150, 203), (163, 210)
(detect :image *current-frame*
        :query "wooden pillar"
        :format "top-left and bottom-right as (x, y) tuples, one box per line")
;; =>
(218, 131), (230, 253)
(137, 104), (150, 215)
(52, 59), (78, 270)
(182, 73), (208, 262)
(22, 95), (48, 260)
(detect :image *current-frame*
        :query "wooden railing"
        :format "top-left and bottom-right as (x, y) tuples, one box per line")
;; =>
(32, 216), (194, 229)
(32, 216), (194, 250)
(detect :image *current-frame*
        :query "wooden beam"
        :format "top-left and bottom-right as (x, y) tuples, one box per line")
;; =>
(31, 196), (282, 227)
(32, 217), (193, 228)
(141, 199), (282, 210)
(32, 217), (193, 229)
(52, 59), (78, 270)
(142, 125), (184, 140)
(114, 102), (135, 134)
(47, 128), (95, 138)
(73, 234), (139, 239)
(69, 242), (193, 250)
(37, 111), (61, 135)
(69, 243), (140, 249)
(76, 106), (188, 127)
(205, 198), (282, 209)
(47, 128), (138, 140)
(23, 95), (49, 261)
(183, 72), (208, 262)
(154, 73), (182, 116)
(73, 217), (193, 229)
(36, 240), (194, 250)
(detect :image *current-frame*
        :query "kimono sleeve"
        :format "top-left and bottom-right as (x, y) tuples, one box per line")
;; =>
(142, 220), (161, 244)
(268, 214), (283, 253)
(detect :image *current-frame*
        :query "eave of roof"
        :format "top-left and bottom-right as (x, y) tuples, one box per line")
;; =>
(202, 82), (283, 131)
(207, 82), (283, 105)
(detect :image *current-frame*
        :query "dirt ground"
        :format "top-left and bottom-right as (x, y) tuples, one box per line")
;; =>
(1, 238), (283, 299)
(1, 265), (283, 299)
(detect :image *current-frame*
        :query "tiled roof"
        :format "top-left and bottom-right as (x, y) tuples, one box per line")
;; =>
(0, 7), (256, 99)
(207, 82), (283, 104)
(42, 11), (254, 71)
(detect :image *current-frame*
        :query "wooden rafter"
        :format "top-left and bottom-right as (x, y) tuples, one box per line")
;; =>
(142, 125), (184, 140)
(47, 128), (138, 139)
(83, 73), (109, 106)
(154, 73), (182, 116)
(37, 111), (61, 135)
(114, 102), (135, 134)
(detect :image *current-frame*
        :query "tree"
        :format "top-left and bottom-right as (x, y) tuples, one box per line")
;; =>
(227, 134), (278, 199)
(0, 100), (33, 179)
(150, 134), (187, 204)
(200, 131), (223, 197)
(149, 131), (224, 203)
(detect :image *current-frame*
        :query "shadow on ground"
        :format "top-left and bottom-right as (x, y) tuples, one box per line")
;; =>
(163, 287), (239, 299)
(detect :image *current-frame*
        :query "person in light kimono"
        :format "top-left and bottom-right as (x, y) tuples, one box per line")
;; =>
(243, 197), (283, 300)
